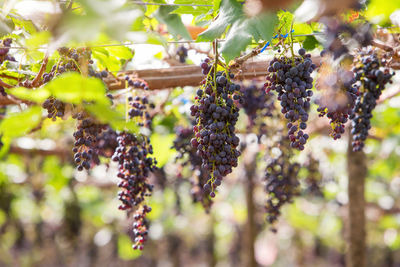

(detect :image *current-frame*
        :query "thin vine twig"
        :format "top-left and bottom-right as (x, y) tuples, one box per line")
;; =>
(31, 55), (49, 87)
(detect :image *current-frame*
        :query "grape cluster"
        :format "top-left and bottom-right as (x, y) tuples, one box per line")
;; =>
(351, 48), (394, 151)
(265, 48), (315, 150)
(265, 137), (300, 225)
(112, 89), (156, 249)
(316, 64), (359, 139)
(40, 47), (109, 119)
(96, 126), (119, 158)
(132, 205), (151, 250)
(112, 132), (155, 210)
(40, 47), (108, 83)
(321, 17), (372, 59)
(72, 112), (105, 171)
(0, 38), (16, 64)
(128, 95), (152, 128)
(303, 154), (324, 197)
(176, 45), (188, 63)
(239, 81), (274, 124)
(112, 131), (155, 249)
(42, 97), (65, 121)
(190, 58), (241, 198)
(172, 126), (213, 211)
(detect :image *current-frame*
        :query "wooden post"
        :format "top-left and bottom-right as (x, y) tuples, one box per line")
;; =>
(244, 149), (258, 267)
(346, 135), (367, 267)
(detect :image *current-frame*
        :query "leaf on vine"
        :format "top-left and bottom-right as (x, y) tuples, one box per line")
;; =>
(154, 6), (192, 40)
(85, 103), (138, 133)
(302, 35), (320, 51)
(6, 87), (50, 103)
(0, 106), (42, 138)
(197, 0), (242, 42)
(43, 72), (109, 105)
(221, 13), (277, 63)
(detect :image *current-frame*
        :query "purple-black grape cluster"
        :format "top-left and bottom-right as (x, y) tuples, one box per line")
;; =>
(315, 65), (359, 139)
(302, 154), (324, 197)
(96, 126), (119, 158)
(172, 126), (213, 211)
(176, 45), (188, 63)
(265, 137), (300, 225)
(132, 205), (151, 250)
(41, 47), (108, 83)
(350, 48), (394, 151)
(128, 95), (152, 128)
(72, 111), (105, 171)
(42, 97), (65, 121)
(190, 58), (241, 198)
(41, 47), (109, 119)
(321, 17), (372, 59)
(264, 48), (315, 150)
(112, 131), (155, 249)
(0, 38), (16, 64)
(239, 81), (274, 123)
(111, 89), (156, 250)
(112, 132), (155, 210)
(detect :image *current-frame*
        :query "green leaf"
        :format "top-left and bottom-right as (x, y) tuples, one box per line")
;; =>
(248, 13), (278, 41)
(197, 0), (242, 41)
(277, 10), (294, 33)
(25, 31), (51, 50)
(0, 106), (42, 138)
(92, 48), (121, 71)
(221, 19), (252, 63)
(85, 103), (138, 132)
(11, 17), (37, 34)
(105, 46), (134, 60)
(43, 72), (109, 105)
(6, 87), (50, 103)
(154, 6), (192, 40)
(221, 13), (277, 62)
(302, 35), (319, 50)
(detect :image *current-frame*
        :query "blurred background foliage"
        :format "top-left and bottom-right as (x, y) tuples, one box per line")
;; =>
(0, 0), (400, 266)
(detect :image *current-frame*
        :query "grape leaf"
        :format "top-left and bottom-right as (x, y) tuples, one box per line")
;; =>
(197, 0), (242, 42)
(154, 6), (192, 40)
(0, 106), (42, 138)
(221, 13), (277, 63)
(6, 87), (50, 103)
(43, 72), (109, 105)
(302, 35), (320, 51)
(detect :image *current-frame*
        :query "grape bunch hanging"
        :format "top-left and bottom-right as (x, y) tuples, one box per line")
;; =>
(350, 48), (394, 151)
(172, 126), (213, 211)
(112, 80), (156, 250)
(265, 135), (300, 225)
(265, 48), (315, 150)
(190, 58), (241, 198)
(72, 111), (105, 171)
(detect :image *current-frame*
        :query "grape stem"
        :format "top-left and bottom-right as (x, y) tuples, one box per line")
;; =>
(32, 54), (48, 87)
